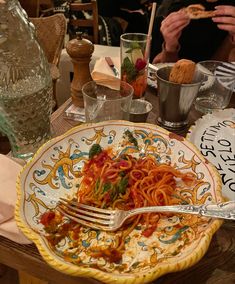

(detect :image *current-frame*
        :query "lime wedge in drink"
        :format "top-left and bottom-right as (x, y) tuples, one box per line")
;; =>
(131, 48), (143, 65)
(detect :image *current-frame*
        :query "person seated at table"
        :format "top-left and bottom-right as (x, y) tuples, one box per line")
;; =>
(118, 0), (151, 33)
(150, 0), (235, 63)
(96, 0), (151, 34)
(78, 0), (151, 45)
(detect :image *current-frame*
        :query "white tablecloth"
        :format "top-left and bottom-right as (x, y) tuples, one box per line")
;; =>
(56, 45), (120, 107)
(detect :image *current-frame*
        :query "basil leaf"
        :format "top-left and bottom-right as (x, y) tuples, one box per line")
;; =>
(102, 182), (112, 193)
(94, 178), (100, 192)
(89, 144), (102, 159)
(118, 177), (128, 194)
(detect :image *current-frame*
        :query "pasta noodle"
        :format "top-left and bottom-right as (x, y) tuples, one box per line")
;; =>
(78, 148), (196, 238)
(40, 146), (197, 263)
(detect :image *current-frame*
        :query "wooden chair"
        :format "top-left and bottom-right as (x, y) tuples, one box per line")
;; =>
(39, 0), (54, 16)
(19, 0), (54, 17)
(19, 0), (40, 17)
(68, 0), (99, 44)
(30, 14), (67, 109)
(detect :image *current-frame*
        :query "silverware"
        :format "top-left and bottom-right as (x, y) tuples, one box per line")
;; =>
(57, 199), (235, 232)
(105, 56), (119, 78)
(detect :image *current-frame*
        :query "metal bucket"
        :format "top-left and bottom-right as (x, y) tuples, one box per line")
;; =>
(156, 66), (202, 130)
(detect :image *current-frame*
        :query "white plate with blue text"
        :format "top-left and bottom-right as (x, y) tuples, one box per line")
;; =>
(187, 108), (235, 200)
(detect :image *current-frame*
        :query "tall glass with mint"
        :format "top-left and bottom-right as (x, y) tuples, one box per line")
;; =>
(120, 33), (151, 99)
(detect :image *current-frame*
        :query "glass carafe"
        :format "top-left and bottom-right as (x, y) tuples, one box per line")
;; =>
(0, 0), (53, 160)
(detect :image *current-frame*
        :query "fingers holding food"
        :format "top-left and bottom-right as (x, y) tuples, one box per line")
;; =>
(214, 5), (235, 17)
(212, 5), (235, 37)
(160, 10), (190, 52)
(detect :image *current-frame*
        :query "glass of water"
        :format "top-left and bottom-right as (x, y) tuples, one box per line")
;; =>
(195, 60), (235, 114)
(82, 81), (133, 123)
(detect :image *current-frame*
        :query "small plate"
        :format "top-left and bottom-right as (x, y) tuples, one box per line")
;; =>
(187, 108), (235, 200)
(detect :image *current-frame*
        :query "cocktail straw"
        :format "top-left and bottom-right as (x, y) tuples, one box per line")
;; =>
(145, 2), (157, 61)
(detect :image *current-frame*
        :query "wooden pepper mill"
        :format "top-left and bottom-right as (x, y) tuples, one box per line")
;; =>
(66, 32), (94, 108)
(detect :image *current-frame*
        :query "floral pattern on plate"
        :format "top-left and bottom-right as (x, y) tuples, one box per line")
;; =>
(15, 121), (223, 284)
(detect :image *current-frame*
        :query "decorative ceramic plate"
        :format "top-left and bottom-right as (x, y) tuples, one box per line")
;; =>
(187, 108), (235, 201)
(16, 121), (223, 284)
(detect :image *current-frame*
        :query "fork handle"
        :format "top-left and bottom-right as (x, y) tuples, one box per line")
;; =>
(127, 201), (235, 221)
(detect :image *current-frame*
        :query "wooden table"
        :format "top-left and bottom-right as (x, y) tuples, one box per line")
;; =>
(0, 86), (235, 284)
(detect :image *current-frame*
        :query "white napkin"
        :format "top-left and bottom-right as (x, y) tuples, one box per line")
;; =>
(0, 154), (31, 244)
(91, 57), (121, 90)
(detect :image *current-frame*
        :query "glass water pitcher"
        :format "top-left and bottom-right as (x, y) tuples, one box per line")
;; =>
(0, 0), (53, 159)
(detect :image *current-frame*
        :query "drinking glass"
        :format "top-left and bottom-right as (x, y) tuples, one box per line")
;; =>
(129, 99), (153, 123)
(195, 60), (235, 114)
(82, 81), (133, 122)
(120, 33), (151, 99)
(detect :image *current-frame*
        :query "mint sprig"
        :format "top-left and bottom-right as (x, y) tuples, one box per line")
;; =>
(121, 57), (137, 82)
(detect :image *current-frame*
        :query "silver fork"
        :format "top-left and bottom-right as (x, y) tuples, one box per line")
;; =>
(57, 198), (235, 231)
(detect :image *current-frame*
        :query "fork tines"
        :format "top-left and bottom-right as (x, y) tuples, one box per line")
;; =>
(57, 198), (115, 231)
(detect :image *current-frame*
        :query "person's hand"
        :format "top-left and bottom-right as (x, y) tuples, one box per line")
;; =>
(160, 9), (190, 52)
(212, 5), (235, 42)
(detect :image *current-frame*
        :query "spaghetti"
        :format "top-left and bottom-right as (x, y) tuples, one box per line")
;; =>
(78, 147), (196, 237)
(40, 145), (197, 263)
